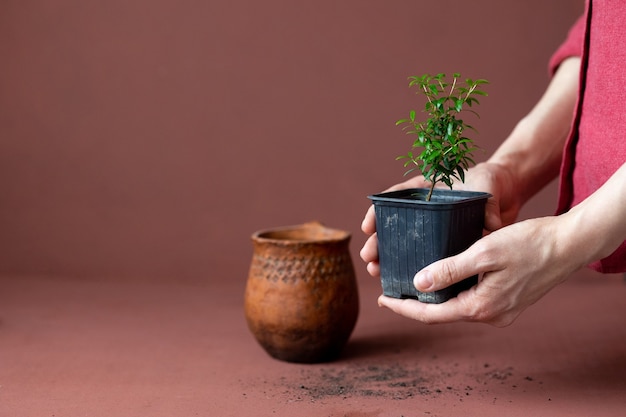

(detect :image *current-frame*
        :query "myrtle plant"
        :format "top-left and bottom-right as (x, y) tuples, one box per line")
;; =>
(396, 73), (488, 201)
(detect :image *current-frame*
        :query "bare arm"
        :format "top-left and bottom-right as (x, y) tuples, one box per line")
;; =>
(488, 57), (580, 207)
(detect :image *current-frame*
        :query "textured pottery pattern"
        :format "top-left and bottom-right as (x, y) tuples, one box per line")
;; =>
(244, 222), (359, 363)
(250, 253), (353, 284)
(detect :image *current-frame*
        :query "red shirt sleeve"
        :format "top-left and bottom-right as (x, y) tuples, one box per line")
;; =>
(548, 14), (586, 75)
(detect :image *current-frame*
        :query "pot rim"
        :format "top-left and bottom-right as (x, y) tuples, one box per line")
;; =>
(252, 221), (350, 244)
(369, 187), (491, 207)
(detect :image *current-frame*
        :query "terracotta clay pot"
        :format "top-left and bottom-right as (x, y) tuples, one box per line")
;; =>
(244, 221), (359, 363)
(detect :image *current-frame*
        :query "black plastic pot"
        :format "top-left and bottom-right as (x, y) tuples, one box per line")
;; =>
(368, 188), (491, 303)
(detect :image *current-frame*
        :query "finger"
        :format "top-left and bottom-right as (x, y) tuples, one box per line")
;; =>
(366, 261), (380, 278)
(378, 295), (468, 324)
(413, 242), (492, 292)
(484, 196), (503, 232)
(359, 233), (379, 263)
(388, 176), (430, 192)
(361, 205), (377, 234)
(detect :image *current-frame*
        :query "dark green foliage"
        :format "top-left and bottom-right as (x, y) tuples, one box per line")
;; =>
(396, 73), (488, 201)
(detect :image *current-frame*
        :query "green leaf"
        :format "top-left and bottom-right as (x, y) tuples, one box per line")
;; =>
(456, 166), (466, 183)
(454, 98), (463, 112)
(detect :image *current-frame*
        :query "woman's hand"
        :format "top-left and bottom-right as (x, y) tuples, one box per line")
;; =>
(377, 214), (582, 327)
(360, 161), (520, 279)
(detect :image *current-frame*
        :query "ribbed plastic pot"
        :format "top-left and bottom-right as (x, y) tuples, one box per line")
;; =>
(368, 188), (491, 303)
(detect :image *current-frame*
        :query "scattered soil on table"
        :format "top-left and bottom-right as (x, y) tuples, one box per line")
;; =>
(270, 361), (542, 402)
(296, 363), (430, 400)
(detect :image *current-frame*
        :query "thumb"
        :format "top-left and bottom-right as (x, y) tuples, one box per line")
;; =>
(414, 249), (482, 292)
(484, 196), (503, 232)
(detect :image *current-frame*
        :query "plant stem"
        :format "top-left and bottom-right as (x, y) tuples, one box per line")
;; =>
(426, 181), (435, 202)
(449, 76), (457, 96)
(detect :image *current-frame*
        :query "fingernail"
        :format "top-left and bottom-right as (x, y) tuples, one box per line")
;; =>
(377, 296), (386, 308)
(414, 270), (433, 290)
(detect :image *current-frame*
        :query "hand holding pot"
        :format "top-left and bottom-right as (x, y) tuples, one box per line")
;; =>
(360, 162), (519, 279)
(377, 163), (626, 326)
(377, 215), (576, 327)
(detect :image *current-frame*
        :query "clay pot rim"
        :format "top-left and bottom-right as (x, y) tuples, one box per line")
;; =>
(252, 221), (350, 244)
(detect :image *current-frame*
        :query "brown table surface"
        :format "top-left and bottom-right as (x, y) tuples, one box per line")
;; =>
(1, 269), (625, 417)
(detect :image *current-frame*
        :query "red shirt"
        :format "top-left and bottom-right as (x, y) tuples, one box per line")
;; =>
(549, 0), (626, 273)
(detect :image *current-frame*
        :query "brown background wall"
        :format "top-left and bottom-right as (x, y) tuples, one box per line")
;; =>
(0, 1), (583, 283)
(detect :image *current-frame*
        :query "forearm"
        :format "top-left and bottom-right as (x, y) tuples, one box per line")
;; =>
(489, 57), (581, 205)
(558, 162), (626, 268)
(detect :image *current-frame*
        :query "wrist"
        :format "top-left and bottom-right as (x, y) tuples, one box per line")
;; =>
(487, 118), (563, 204)
(552, 209), (595, 271)
(484, 152), (537, 209)
(557, 165), (626, 267)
